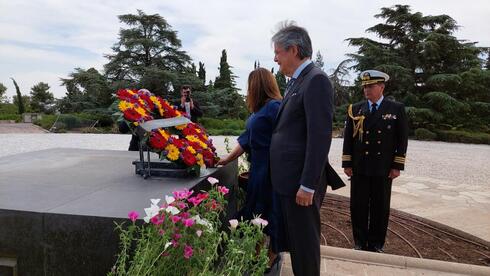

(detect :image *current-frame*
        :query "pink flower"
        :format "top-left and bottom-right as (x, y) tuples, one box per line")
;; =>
(150, 215), (164, 225)
(218, 186), (229, 195)
(173, 233), (182, 240)
(183, 218), (195, 227)
(158, 229), (165, 236)
(172, 189), (194, 200)
(171, 240), (179, 248)
(196, 230), (203, 237)
(180, 212), (190, 219)
(188, 193), (208, 206)
(183, 244), (193, 259)
(128, 211), (139, 222)
(171, 215), (181, 224)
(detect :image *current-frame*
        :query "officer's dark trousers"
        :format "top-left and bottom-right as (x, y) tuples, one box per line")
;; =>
(279, 186), (326, 276)
(350, 174), (392, 249)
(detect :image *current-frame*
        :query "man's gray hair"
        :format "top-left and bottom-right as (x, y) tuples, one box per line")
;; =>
(271, 21), (312, 59)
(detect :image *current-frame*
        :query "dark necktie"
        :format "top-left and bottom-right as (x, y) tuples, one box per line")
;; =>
(371, 102), (377, 115)
(284, 78), (296, 97)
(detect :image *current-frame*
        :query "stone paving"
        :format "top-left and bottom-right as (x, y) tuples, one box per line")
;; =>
(0, 122), (48, 134)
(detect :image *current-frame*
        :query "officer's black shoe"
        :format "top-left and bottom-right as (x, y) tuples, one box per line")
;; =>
(353, 244), (366, 251)
(372, 246), (384, 253)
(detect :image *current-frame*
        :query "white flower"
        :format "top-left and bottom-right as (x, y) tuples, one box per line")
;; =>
(207, 177), (219, 185)
(164, 242), (172, 251)
(165, 195), (175, 205)
(165, 206), (180, 215)
(229, 219), (239, 229)
(192, 215), (212, 230)
(143, 204), (160, 223)
(196, 230), (203, 237)
(251, 217), (269, 227)
(150, 198), (161, 206)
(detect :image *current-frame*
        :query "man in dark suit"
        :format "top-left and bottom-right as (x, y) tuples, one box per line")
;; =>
(174, 85), (203, 123)
(269, 22), (342, 276)
(342, 70), (409, 253)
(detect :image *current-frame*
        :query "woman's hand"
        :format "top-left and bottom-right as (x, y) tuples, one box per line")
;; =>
(216, 157), (229, 166)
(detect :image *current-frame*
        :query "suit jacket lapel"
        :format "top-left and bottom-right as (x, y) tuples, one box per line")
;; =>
(275, 63), (315, 122)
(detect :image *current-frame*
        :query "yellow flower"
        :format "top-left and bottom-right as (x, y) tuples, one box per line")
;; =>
(158, 129), (170, 139)
(196, 153), (204, 166)
(151, 96), (164, 116)
(186, 146), (196, 155)
(175, 124), (187, 130)
(128, 89), (136, 95)
(135, 106), (148, 117)
(133, 122), (139, 126)
(186, 135), (199, 142)
(118, 100), (133, 111)
(165, 144), (180, 161)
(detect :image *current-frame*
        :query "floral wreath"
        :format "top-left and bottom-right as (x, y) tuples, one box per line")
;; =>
(115, 88), (219, 174)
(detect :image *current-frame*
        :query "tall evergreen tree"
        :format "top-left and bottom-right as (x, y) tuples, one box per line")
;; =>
(275, 70), (287, 96)
(30, 82), (55, 114)
(10, 78), (25, 114)
(0, 82), (7, 103)
(314, 51), (325, 71)
(198, 62), (206, 85)
(104, 10), (198, 98)
(214, 49), (237, 90)
(347, 5), (488, 134)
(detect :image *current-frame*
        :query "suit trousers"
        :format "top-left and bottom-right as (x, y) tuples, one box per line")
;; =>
(279, 187), (326, 276)
(350, 174), (392, 249)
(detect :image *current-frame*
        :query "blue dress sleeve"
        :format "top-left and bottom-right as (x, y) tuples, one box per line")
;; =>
(237, 128), (251, 153)
(266, 100), (281, 125)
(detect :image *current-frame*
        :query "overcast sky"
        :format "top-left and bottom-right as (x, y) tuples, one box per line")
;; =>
(1, 0), (489, 100)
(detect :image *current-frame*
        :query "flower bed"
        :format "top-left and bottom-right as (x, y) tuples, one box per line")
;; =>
(108, 177), (268, 275)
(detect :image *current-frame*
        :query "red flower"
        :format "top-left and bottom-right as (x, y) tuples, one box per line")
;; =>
(149, 131), (168, 150)
(182, 150), (197, 166)
(172, 138), (186, 149)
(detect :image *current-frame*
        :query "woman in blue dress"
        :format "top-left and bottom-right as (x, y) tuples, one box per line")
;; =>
(217, 67), (284, 269)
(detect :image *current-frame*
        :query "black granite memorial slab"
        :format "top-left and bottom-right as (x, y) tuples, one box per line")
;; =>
(0, 148), (237, 276)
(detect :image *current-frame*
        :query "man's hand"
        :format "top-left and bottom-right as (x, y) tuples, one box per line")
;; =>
(296, 188), (314, 206)
(344, 167), (353, 177)
(389, 169), (400, 179)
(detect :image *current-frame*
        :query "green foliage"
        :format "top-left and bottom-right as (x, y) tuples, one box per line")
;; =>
(104, 10), (198, 99)
(34, 114), (57, 130)
(59, 68), (112, 113)
(405, 106), (444, 130)
(0, 102), (18, 114)
(0, 114), (21, 122)
(214, 49), (237, 90)
(0, 82), (7, 103)
(274, 70), (287, 96)
(435, 130), (490, 144)
(199, 117), (245, 135)
(423, 92), (470, 115)
(11, 77), (25, 114)
(30, 82), (55, 114)
(414, 128), (437, 141)
(347, 5), (489, 142)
